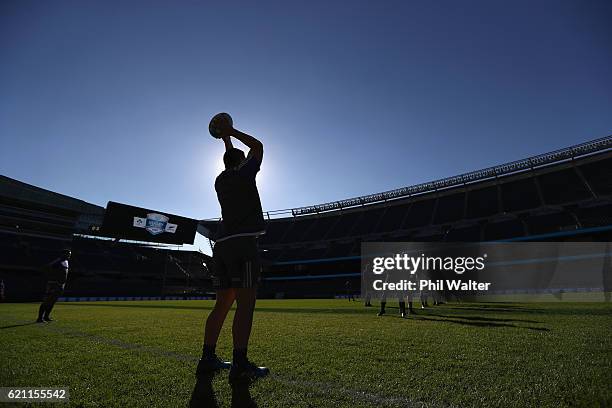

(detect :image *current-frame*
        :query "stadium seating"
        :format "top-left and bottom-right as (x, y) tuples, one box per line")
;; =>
(433, 192), (465, 224)
(445, 224), (483, 241)
(466, 186), (499, 218)
(402, 199), (435, 228)
(2, 138), (611, 300)
(579, 157), (612, 196)
(376, 203), (411, 232)
(351, 208), (386, 236)
(501, 177), (541, 212)
(538, 169), (591, 205)
(324, 212), (361, 239)
(253, 146), (611, 298)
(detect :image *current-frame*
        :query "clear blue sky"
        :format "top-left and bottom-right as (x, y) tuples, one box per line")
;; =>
(2, 0), (611, 221)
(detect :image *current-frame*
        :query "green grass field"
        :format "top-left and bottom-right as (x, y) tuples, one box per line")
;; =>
(1, 299), (611, 407)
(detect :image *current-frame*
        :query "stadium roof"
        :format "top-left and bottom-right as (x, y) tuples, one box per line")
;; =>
(0, 175), (104, 215)
(284, 135), (612, 217)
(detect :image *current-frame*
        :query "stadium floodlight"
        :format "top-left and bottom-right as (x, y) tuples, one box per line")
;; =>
(291, 135), (611, 216)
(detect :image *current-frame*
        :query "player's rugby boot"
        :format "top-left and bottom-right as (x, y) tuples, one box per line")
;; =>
(196, 355), (231, 376)
(229, 360), (270, 383)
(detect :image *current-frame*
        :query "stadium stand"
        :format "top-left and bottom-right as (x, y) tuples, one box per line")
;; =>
(199, 135), (612, 298)
(0, 176), (211, 301)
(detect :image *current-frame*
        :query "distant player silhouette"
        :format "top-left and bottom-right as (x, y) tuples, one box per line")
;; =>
(197, 118), (270, 382)
(37, 249), (70, 322)
(345, 280), (355, 301)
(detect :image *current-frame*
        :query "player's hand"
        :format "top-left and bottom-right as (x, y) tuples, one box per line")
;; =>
(217, 122), (234, 139)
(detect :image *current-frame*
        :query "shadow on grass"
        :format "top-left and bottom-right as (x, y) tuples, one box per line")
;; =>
(189, 374), (218, 408)
(190, 374), (257, 408)
(0, 322), (39, 330)
(408, 315), (550, 331)
(451, 305), (612, 316)
(449, 306), (546, 314)
(424, 312), (542, 324)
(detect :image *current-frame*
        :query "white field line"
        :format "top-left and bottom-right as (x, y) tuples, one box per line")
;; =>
(14, 321), (450, 408)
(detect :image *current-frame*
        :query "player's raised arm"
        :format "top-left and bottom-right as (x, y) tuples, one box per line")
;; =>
(229, 128), (263, 163)
(222, 135), (233, 151)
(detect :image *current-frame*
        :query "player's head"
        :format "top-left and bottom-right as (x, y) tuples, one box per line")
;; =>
(62, 249), (72, 260)
(223, 147), (246, 169)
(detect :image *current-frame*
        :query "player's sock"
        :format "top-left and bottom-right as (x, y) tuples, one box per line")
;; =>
(202, 344), (216, 359)
(233, 349), (248, 366)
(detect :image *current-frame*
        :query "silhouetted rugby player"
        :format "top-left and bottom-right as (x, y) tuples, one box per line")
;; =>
(37, 249), (71, 323)
(197, 122), (269, 383)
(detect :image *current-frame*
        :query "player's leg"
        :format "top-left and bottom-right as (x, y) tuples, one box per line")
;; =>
(232, 287), (256, 355)
(229, 240), (269, 382)
(37, 295), (49, 322)
(37, 304), (46, 322)
(399, 299), (406, 318)
(43, 292), (59, 321)
(230, 289), (269, 382)
(204, 289), (236, 349)
(42, 284), (63, 322)
(378, 297), (386, 316)
(406, 291), (415, 315)
(197, 289), (235, 375)
(197, 242), (234, 376)
(37, 283), (52, 322)
(420, 290), (428, 309)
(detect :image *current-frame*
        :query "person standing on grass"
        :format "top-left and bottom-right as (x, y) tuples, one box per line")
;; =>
(363, 263), (372, 306)
(37, 249), (71, 323)
(196, 117), (269, 382)
(345, 280), (355, 301)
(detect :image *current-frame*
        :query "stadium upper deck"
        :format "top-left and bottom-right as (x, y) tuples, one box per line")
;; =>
(224, 135), (610, 297)
(200, 135), (612, 252)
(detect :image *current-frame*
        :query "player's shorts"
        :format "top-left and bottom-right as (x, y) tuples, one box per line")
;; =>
(212, 236), (261, 289)
(45, 281), (65, 297)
